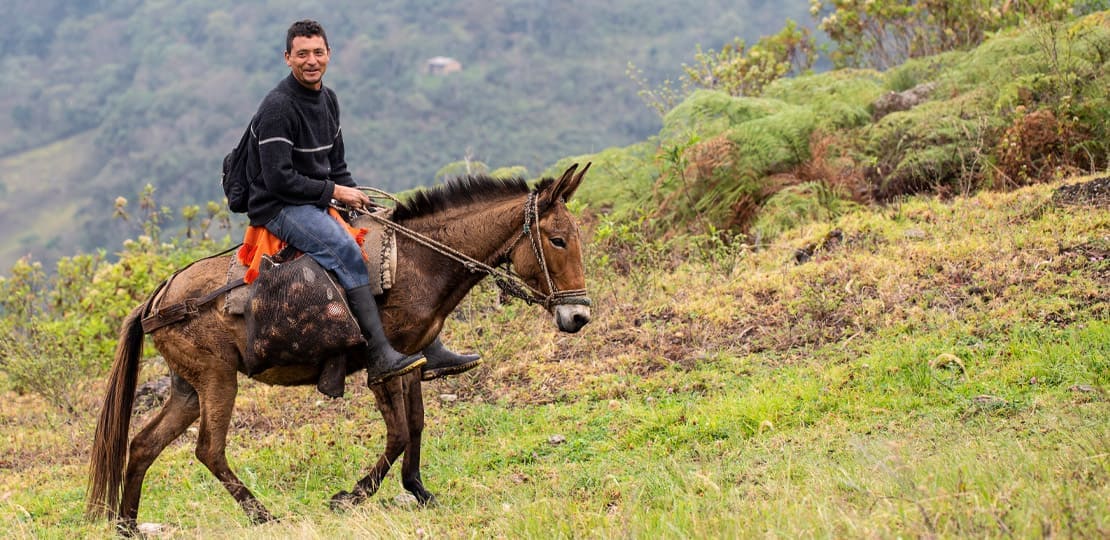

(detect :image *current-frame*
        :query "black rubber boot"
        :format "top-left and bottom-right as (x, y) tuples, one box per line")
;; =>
(346, 285), (425, 385)
(316, 355), (347, 398)
(421, 337), (482, 381)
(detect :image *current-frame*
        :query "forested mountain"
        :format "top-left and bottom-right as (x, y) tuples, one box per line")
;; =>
(0, 0), (809, 269)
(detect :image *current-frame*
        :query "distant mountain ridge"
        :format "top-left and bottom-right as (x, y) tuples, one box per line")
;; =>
(0, 0), (809, 269)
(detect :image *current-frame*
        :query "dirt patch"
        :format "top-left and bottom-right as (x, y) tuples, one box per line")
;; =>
(1052, 176), (1110, 207)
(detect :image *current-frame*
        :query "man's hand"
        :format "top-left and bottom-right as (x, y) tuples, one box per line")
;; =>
(333, 184), (370, 209)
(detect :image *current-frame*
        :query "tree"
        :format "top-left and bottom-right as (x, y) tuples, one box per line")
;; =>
(811, 0), (1078, 69)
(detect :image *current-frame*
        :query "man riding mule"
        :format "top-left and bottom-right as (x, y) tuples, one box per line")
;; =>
(85, 19), (596, 531)
(244, 19), (476, 397)
(87, 163), (593, 532)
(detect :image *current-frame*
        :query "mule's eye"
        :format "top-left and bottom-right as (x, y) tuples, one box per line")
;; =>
(550, 237), (567, 249)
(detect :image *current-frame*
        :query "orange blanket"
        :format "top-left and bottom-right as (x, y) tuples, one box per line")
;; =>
(237, 208), (368, 284)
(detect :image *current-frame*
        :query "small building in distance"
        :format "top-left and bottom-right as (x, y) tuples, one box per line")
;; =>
(425, 56), (462, 75)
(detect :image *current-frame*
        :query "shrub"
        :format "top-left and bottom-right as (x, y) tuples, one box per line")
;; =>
(864, 102), (996, 198)
(0, 188), (233, 413)
(994, 108), (1084, 186)
(683, 20), (818, 97)
(812, 0), (1078, 69)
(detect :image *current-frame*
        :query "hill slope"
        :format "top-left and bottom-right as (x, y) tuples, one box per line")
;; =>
(558, 13), (1109, 242)
(1, 174), (1105, 537)
(0, 11), (1105, 537)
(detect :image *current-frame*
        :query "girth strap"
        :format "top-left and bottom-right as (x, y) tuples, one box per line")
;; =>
(141, 278), (246, 334)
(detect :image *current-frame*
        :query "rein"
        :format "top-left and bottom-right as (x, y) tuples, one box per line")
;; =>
(356, 189), (590, 311)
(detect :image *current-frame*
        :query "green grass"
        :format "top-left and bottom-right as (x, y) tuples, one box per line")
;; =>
(1, 175), (1107, 538)
(14, 335), (1106, 538)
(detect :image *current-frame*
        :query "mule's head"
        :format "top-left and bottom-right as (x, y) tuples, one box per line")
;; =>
(508, 163), (592, 333)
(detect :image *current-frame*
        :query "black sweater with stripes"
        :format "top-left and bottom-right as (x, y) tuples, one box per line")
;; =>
(245, 74), (356, 226)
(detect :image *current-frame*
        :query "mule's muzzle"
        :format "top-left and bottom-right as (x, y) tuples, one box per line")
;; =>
(554, 304), (591, 333)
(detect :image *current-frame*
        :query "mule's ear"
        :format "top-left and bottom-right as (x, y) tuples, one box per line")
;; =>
(540, 163), (578, 208)
(548, 162), (590, 204)
(560, 161), (590, 202)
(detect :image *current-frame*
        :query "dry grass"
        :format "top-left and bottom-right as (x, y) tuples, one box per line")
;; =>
(1, 175), (1106, 537)
(441, 175), (1107, 405)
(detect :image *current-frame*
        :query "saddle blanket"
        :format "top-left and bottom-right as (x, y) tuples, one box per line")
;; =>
(224, 207), (397, 315)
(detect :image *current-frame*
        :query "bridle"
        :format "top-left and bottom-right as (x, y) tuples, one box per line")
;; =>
(355, 189), (591, 312)
(491, 192), (591, 309)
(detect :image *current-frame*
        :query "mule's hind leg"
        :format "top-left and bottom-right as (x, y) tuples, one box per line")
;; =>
(118, 373), (201, 533)
(330, 374), (411, 509)
(399, 372), (435, 505)
(193, 369), (276, 524)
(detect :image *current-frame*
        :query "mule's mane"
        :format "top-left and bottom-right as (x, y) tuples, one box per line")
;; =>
(392, 175), (554, 222)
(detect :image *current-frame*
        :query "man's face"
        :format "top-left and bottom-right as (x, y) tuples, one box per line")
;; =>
(285, 35), (330, 90)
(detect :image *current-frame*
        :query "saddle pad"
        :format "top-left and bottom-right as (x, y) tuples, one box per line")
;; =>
(224, 258), (251, 315)
(352, 207), (397, 295)
(226, 208), (396, 313)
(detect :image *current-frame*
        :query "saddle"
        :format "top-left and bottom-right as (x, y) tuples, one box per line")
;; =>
(242, 251), (364, 375)
(231, 207), (398, 376)
(142, 207), (399, 377)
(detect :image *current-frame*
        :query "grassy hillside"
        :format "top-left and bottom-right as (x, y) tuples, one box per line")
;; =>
(1, 172), (1105, 538)
(560, 12), (1109, 243)
(1, 11), (1106, 539)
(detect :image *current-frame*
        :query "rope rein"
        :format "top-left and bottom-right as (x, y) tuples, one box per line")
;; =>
(355, 189), (590, 311)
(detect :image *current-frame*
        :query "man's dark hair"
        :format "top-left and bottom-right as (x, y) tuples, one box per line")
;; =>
(286, 19), (328, 53)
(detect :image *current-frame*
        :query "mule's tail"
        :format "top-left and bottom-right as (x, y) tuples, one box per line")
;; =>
(86, 301), (148, 520)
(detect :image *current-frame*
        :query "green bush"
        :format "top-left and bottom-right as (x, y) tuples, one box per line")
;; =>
(863, 102), (997, 197)
(0, 189), (233, 413)
(812, 0), (1078, 69)
(762, 68), (885, 129)
(660, 90), (790, 143)
(682, 20), (818, 97)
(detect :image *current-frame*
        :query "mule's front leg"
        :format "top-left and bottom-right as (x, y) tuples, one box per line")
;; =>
(400, 372), (435, 505)
(330, 374), (410, 509)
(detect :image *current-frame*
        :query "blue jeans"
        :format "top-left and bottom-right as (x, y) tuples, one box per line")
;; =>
(265, 205), (369, 291)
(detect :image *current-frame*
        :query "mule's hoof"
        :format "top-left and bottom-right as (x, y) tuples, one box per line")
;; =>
(115, 519), (139, 538)
(417, 492), (438, 507)
(243, 500), (277, 525)
(329, 490), (361, 512)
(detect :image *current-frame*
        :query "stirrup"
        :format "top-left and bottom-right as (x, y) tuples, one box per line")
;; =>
(317, 356), (347, 398)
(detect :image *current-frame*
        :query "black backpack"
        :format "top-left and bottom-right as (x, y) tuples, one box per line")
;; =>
(221, 122), (255, 213)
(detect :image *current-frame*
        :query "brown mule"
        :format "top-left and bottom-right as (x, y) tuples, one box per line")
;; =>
(87, 164), (593, 533)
